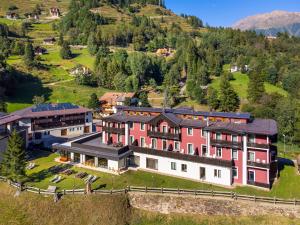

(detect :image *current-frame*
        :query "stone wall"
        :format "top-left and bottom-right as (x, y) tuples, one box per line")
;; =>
(128, 192), (300, 218)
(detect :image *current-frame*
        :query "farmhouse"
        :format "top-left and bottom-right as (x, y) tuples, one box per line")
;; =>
(54, 106), (278, 189)
(99, 92), (136, 116)
(43, 37), (56, 45)
(49, 7), (60, 18)
(70, 65), (91, 76)
(25, 13), (39, 20)
(6, 12), (19, 20)
(0, 103), (92, 148)
(34, 46), (47, 55)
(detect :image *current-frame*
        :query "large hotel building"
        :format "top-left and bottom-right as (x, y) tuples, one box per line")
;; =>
(55, 106), (278, 189)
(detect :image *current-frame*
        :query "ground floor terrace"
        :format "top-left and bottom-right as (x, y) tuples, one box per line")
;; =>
(24, 149), (300, 199)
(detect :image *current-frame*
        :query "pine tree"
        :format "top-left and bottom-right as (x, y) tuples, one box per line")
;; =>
(0, 96), (7, 112)
(0, 130), (26, 183)
(58, 33), (64, 46)
(60, 42), (72, 59)
(219, 75), (240, 112)
(87, 32), (98, 55)
(23, 42), (34, 66)
(87, 93), (99, 110)
(207, 87), (219, 111)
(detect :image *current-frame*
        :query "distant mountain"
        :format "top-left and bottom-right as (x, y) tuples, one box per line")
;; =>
(232, 10), (300, 37)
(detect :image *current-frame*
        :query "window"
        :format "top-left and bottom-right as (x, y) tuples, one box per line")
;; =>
(216, 133), (222, 140)
(216, 147), (222, 157)
(151, 138), (157, 149)
(232, 135), (238, 142)
(248, 170), (255, 182)
(146, 158), (158, 170)
(181, 164), (187, 172)
(140, 137), (145, 147)
(174, 141), (180, 151)
(248, 151), (255, 162)
(249, 134), (255, 143)
(214, 169), (221, 178)
(130, 136), (134, 145)
(117, 134), (122, 143)
(117, 123), (121, 128)
(162, 139), (167, 150)
(200, 167), (206, 180)
(201, 130), (207, 138)
(232, 149), (238, 160)
(162, 125), (167, 133)
(140, 123), (145, 131)
(187, 144), (194, 155)
(129, 122), (133, 129)
(171, 162), (176, 170)
(187, 128), (193, 136)
(232, 167), (238, 178)
(202, 145), (207, 156)
(174, 127), (180, 134)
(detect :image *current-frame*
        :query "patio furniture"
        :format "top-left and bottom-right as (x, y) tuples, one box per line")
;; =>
(50, 175), (59, 183)
(90, 176), (98, 183)
(53, 176), (62, 183)
(47, 186), (57, 193)
(26, 163), (36, 170)
(84, 175), (92, 183)
(76, 172), (87, 179)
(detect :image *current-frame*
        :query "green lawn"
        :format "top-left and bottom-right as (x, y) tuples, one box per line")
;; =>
(26, 149), (300, 199)
(211, 72), (288, 101)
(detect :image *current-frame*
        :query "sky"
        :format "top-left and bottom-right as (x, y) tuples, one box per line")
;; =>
(165, 0), (300, 27)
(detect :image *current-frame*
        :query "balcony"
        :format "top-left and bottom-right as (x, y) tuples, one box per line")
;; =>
(210, 139), (243, 148)
(130, 145), (233, 168)
(247, 160), (270, 169)
(147, 130), (181, 141)
(32, 119), (85, 131)
(102, 126), (125, 135)
(248, 142), (270, 149)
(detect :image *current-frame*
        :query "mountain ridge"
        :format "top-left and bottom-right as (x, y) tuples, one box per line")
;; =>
(232, 10), (300, 37)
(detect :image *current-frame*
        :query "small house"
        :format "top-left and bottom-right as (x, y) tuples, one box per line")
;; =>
(43, 37), (56, 45)
(6, 12), (19, 20)
(49, 8), (60, 17)
(34, 46), (47, 55)
(70, 65), (91, 76)
(25, 13), (39, 20)
(156, 48), (174, 57)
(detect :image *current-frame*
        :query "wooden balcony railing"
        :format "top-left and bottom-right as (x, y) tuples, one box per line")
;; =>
(210, 139), (243, 148)
(102, 126), (125, 135)
(130, 145), (233, 168)
(147, 130), (181, 141)
(32, 120), (85, 131)
(248, 142), (270, 149)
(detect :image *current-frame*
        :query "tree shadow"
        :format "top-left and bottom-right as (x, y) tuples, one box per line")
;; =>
(277, 157), (294, 178)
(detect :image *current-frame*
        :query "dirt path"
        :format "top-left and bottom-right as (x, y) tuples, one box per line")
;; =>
(44, 79), (74, 86)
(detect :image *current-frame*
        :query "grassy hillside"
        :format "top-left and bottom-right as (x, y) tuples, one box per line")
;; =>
(0, 182), (299, 225)
(0, 0), (70, 17)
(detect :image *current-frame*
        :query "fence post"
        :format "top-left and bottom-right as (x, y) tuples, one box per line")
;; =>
(73, 189), (75, 195)
(38, 188), (40, 194)
(194, 190), (197, 196)
(294, 198), (296, 206)
(110, 189), (113, 195)
(234, 193), (237, 201)
(145, 186), (147, 193)
(254, 195), (256, 202)
(161, 187), (163, 194)
(231, 191), (233, 199)
(177, 188), (180, 195)
(274, 196), (276, 205)
(211, 190), (214, 197)
(128, 186), (131, 192)
(64, 190), (66, 195)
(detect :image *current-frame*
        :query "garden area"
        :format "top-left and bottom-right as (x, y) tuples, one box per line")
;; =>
(22, 149), (300, 199)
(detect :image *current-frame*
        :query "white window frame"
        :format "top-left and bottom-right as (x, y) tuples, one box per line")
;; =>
(129, 122), (134, 130)
(232, 167), (238, 179)
(248, 134), (256, 143)
(151, 138), (157, 149)
(140, 137), (145, 147)
(214, 169), (221, 178)
(231, 148), (238, 160)
(117, 134), (122, 143)
(201, 144), (207, 156)
(248, 169), (255, 182)
(187, 143), (194, 155)
(162, 125), (167, 133)
(216, 147), (222, 158)
(174, 141), (180, 151)
(187, 127), (193, 136)
(171, 162), (176, 170)
(181, 164), (187, 172)
(231, 135), (238, 142)
(140, 122), (145, 131)
(201, 129), (207, 138)
(130, 135), (134, 145)
(248, 151), (255, 162)
(216, 132), (222, 140)
(162, 139), (167, 150)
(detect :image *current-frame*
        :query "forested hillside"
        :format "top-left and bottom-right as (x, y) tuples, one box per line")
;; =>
(0, 0), (299, 144)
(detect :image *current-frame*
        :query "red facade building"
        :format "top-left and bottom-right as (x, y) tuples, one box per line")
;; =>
(98, 106), (278, 188)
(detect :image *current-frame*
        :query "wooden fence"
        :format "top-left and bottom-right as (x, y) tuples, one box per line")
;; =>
(0, 176), (299, 206)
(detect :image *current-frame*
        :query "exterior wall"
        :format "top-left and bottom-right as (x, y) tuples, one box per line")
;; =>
(135, 152), (232, 186)
(247, 148), (268, 163)
(181, 127), (206, 155)
(247, 168), (269, 184)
